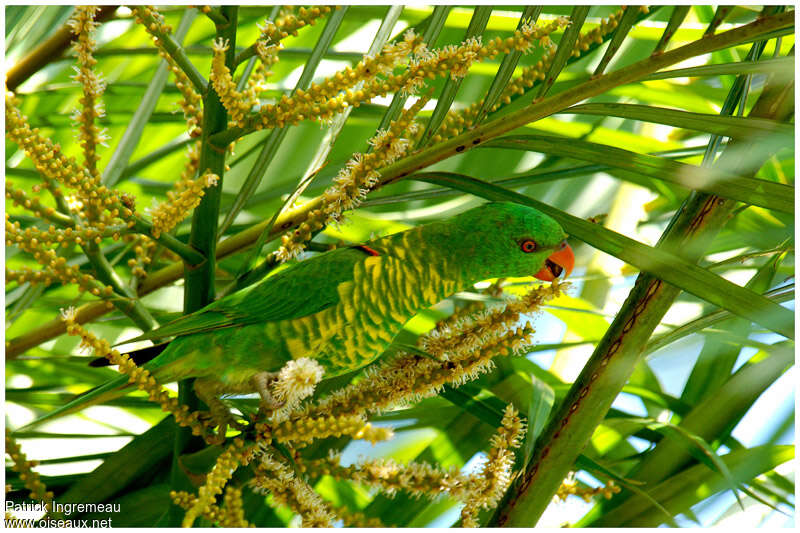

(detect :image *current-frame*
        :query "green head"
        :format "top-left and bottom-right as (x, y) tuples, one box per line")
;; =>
(417, 202), (573, 282)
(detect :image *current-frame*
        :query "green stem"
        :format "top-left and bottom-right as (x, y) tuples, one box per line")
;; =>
(13, 203), (76, 227)
(200, 6), (228, 26)
(82, 242), (158, 332)
(128, 216), (205, 265)
(134, 6), (207, 93)
(167, 5), (238, 527)
(234, 45), (258, 66)
(183, 14), (237, 310)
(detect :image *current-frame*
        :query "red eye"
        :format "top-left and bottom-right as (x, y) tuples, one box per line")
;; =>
(520, 239), (537, 253)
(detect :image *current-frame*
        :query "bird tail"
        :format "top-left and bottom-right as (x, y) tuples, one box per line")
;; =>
(13, 374), (133, 433)
(89, 342), (168, 367)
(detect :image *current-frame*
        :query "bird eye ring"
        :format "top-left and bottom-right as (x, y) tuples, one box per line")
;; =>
(520, 239), (537, 253)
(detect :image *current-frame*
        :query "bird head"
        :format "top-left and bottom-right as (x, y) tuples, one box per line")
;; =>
(432, 202), (574, 283)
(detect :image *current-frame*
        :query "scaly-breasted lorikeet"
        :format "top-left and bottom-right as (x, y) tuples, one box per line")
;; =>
(22, 202), (574, 428)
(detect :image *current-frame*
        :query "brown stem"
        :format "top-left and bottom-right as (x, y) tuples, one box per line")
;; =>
(6, 6), (118, 90)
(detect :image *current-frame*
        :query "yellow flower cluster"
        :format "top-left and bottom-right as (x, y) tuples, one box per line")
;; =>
(250, 450), (336, 527)
(200, 6), (335, 132)
(217, 30), (424, 131)
(132, 5), (203, 134)
(269, 413), (389, 445)
(135, 140), (213, 243)
(4, 216), (129, 294)
(417, 16), (568, 83)
(5, 220), (115, 297)
(180, 140), (201, 188)
(276, 96), (427, 261)
(7, 72), (200, 303)
(461, 404), (524, 527)
(331, 505), (386, 528)
(220, 486), (251, 527)
(211, 38), (258, 128)
(67, 6), (106, 183)
(171, 485), (253, 527)
(294, 405), (522, 526)
(126, 234), (158, 279)
(5, 94), (132, 225)
(256, 6), (334, 45)
(149, 170), (219, 239)
(345, 311), (530, 406)
(6, 265), (90, 295)
(59, 307), (213, 440)
(181, 438), (255, 527)
(246, 30), (418, 131)
(243, 18), (565, 135)
(305, 453), (471, 501)
(173, 433), (403, 526)
(437, 278), (506, 332)
(435, 9), (625, 144)
(243, 42), (279, 104)
(228, 6), (335, 115)
(5, 182), (70, 226)
(555, 473), (621, 502)
(354, 422), (395, 445)
(421, 281), (565, 360)
(6, 218), (123, 250)
(5, 431), (54, 509)
(575, 8), (625, 56)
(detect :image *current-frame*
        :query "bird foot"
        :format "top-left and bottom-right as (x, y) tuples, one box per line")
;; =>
(194, 378), (247, 441)
(197, 409), (246, 444)
(207, 423), (228, 446)
(251, 371), (285, 415)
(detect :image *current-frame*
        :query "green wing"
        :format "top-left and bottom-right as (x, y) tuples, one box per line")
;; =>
(22, 246), (383, 431)
(118, 247), (372, 344)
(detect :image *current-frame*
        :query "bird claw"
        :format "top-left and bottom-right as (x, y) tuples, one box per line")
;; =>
(197, 409), (246, 442)
(207, 425), (228, 446)
(251, 371), (284, 415)
(194, 378), (248, 441)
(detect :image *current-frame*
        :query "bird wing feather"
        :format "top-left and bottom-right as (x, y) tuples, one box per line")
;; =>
(117, 247), (374, 345)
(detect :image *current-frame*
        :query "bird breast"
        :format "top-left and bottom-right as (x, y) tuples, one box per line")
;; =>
(278, 254), (460, 376)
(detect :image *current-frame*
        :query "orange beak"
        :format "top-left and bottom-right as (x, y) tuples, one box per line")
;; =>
(534, 242), (574, 281)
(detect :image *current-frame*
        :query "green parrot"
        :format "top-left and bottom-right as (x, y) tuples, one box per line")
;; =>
(21, 202), (574, 428)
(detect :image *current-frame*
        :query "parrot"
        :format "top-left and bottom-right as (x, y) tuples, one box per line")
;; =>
(19, 202), (574, 430)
